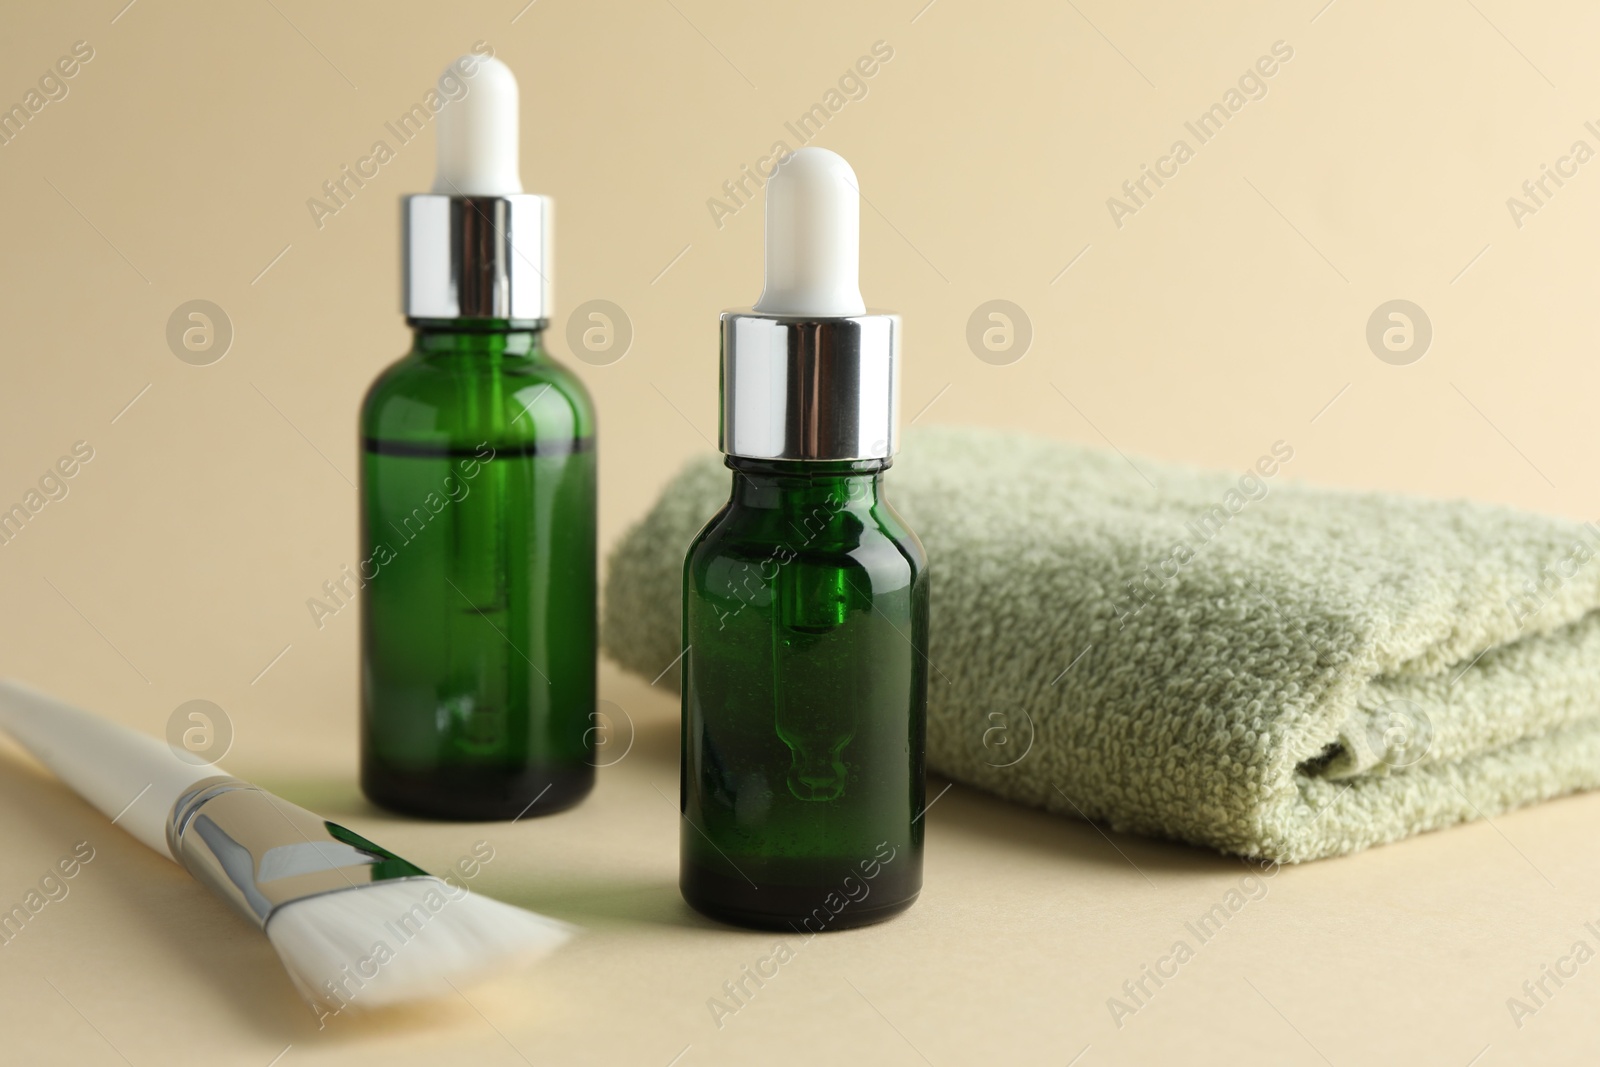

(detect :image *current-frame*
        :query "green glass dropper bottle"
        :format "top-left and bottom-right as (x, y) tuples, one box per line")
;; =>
(359, 55), (596, 820)
(680, 148), (929, 929)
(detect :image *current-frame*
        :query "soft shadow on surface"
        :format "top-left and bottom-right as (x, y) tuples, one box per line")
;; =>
(252, 774), (386, 823)
(598, 657), (681, 771)
(926, 774), (1263, 878)
(0, 755), (399, 1045)
(489, 876), (717, 931)
(614, 710), (679, 770)
(261, 769), (1255, 888)
(256, 773), (709, 931)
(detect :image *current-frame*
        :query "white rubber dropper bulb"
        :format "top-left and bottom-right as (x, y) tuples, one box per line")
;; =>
(432, 56), (523, 196)
(753, 148), (868, 317)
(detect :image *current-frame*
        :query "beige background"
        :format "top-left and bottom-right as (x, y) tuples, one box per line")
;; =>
(2, 0), (1599, 1062)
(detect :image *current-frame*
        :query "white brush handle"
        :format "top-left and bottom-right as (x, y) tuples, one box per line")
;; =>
(0, 680), (222, 860)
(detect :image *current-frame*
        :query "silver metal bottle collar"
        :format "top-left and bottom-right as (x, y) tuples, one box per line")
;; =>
(719, 311), (900, 462)
(402, 193), (550, 322)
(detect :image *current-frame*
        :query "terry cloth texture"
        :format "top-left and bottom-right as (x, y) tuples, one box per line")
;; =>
(602, 426), (1600, 862)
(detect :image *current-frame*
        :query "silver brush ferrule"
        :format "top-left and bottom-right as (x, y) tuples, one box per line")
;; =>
(403, 193), (551, 322)
(719, 311), (900, 462)
(167, 777), (431, 930)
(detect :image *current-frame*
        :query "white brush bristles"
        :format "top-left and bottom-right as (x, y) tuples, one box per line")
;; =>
(265, 877), (575, 1018)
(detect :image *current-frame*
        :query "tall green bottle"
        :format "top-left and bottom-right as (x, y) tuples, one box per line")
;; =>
(680, 148), (929, 929)
(359, 55), (596, 820)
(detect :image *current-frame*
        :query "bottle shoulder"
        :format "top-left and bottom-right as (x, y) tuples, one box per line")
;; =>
(872, 495), (927, 571)
(686, 493), (926, 582)
(361, 347), (595, 445)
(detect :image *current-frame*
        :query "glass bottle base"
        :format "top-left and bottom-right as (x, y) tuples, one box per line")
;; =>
(361, 763), (594, 821)
(681, 864), (921, 932)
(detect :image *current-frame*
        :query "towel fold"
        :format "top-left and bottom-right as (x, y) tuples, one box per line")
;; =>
(603, 426), (1600, 861)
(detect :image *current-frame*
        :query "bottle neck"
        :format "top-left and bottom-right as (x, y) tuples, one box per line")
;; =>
(725, 456), (889, 512)
(411, 319), (547, 361)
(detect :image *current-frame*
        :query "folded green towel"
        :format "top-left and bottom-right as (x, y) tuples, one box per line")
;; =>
(603, 426), (1600, 861)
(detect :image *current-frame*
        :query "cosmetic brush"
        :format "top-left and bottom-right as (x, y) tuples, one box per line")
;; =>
(0, 680), (575, 1014)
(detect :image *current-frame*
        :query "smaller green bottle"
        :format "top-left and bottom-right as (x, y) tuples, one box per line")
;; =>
(359, 55), (597, 821)
(680, 148), (929, 930)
